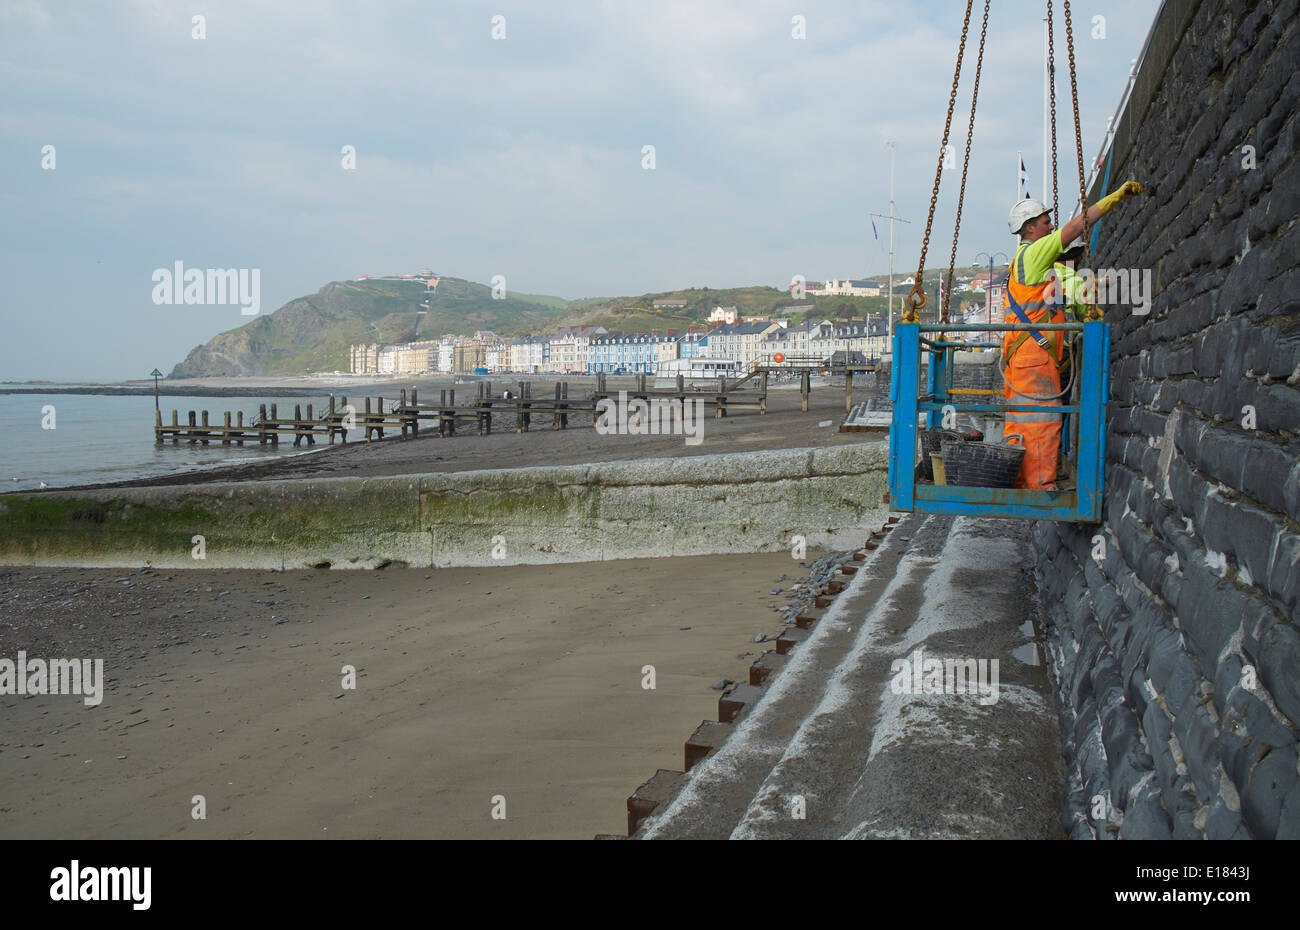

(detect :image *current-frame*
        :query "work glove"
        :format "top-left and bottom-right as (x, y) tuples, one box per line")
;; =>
(1096, 180), (1143, 214)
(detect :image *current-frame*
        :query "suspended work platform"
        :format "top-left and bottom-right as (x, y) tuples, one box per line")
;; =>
(887, 321), (1110, 523)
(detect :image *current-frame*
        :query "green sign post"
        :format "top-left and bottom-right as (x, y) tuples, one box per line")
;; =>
(150, 368), (162, 412)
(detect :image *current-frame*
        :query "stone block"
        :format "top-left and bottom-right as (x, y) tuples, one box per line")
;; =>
(1120, 782), (1173, 840)
(1258, 619), (1300, 727)
(1205, 797), (1252, 839)
(1172, 697), (1220, 803)
(1240, 742), (1299, 840)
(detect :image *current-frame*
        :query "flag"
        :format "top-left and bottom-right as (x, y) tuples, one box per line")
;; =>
(871, 218), (878, 240)
(1019, 157), (1031, 199)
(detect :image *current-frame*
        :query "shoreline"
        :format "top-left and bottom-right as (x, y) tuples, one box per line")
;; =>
(7, 389), (877, 494)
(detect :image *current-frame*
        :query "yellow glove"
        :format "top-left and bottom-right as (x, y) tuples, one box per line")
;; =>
(1096, 180), (1143, 214)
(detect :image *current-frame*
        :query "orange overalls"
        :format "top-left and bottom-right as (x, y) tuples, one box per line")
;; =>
(1002, 245), (1068, 490)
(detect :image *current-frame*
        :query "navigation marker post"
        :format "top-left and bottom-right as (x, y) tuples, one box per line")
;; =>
(150, 368), (162, 413)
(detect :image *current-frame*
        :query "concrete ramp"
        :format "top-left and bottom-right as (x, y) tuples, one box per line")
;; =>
(636, 514), (1066, 839)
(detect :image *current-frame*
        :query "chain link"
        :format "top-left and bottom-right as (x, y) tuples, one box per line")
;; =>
(905, 0), (974, 322)
(1048, 0), (1058, 227)
(943, 0), (990, 324)
(1063, 1), (1100, 320)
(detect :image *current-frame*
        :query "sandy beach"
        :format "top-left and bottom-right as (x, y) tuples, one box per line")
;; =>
(0, 551), (818, 839)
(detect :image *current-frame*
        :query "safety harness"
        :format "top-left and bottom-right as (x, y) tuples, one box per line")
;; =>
(1002, 245), (1069, 373)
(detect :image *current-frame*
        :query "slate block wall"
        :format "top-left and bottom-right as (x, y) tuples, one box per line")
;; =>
(1033, 0), (1300, 839)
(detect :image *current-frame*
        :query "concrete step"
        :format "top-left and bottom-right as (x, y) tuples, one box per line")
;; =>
(636, 514), (1065, 840)
(637, 513), (937, 839)
(627, 769), (687, 835)
(749, 651), (788, 685)
(684, 720), (731, 772)
(719, 683), (764, 723)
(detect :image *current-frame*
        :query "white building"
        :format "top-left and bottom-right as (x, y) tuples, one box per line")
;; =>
(821, 278), (883, 297)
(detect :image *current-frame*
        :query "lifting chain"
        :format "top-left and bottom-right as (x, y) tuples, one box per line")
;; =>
(943, 0), (990, 324)
(905, 0), (974, 323)
(1063, 1), (1102, 320)
(1048, 0), (1058, 226)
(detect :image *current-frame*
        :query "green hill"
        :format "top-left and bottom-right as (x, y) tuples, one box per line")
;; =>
(169, 268), (994, 377)
(168, 277), (570, 377)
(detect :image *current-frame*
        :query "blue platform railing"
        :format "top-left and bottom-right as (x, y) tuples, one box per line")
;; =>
(887, 320), (1110, 522)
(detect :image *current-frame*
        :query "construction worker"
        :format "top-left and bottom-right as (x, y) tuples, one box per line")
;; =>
(1050, 238), (1090, 318)
(1002, 181), (1142, 489)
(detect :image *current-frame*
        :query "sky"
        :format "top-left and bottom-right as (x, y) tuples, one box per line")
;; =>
(0, 0), (1159, 381)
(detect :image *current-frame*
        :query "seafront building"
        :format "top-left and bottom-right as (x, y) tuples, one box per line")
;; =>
(348, 315), (890, 377)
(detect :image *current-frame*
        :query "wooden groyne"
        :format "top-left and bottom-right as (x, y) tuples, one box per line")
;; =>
(151, 365), (878, 446)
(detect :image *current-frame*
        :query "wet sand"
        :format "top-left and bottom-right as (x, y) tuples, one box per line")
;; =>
(0, 551), (818, 839)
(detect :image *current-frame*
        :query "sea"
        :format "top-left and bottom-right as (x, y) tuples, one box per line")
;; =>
(0, 392), (354, 492)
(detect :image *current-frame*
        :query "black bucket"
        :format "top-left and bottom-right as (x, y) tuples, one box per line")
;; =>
(941, 439), (1024, 488)
(918, 430), (963, 480)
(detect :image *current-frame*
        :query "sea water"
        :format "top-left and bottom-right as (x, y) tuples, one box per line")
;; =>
(0, 392), (348, 492)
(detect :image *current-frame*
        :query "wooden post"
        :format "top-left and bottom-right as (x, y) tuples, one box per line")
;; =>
(801, 370), (810, 413)
(364, 397), (371, 441)
(223, 411), (232, 445)
(677, 374), (684, 399)
(155, 408), (163, 444)
(553, 382), (561, 430)
(376, 396), (384, 441)
(306, 404), (314, 445)
(561, 381), (569, 429)
(845, 370), (853, 414)
(200, 410), (210, 444)
(293, 404), (302, 446)
(237, 410), (245, 445)
(760, 370), (768, 415)
(516, 381), (525, 433)
(447, 389), (455, 436)
(400, 390), (408, 439)
(411, 389), (418, 438)
(259, 404), (267, 445)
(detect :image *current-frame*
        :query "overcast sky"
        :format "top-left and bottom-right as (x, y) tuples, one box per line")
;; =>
(0, 0), (1157, 380)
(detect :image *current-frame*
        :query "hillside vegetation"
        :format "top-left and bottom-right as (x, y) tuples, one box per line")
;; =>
(169, 268), (1001, 377)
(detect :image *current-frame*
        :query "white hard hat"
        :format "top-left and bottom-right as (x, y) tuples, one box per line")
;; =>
(1062, 236), (1086, 252)
(1008, 198), (1051, 235)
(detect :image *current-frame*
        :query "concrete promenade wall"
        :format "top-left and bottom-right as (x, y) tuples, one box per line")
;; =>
(0, 443), (889, 571)
(1032, 0), (1300, 839)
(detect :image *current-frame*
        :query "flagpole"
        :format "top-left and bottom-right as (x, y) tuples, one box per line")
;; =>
(1017, 150), (1023, 249)
(1043, 15), (1050, 205)
(869, 142), (911, 350)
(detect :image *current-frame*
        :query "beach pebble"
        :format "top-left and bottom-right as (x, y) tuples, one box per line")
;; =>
(753, 634), (766, 643)
(770, 588), (781, 595)
(711, 679), (733, 691)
